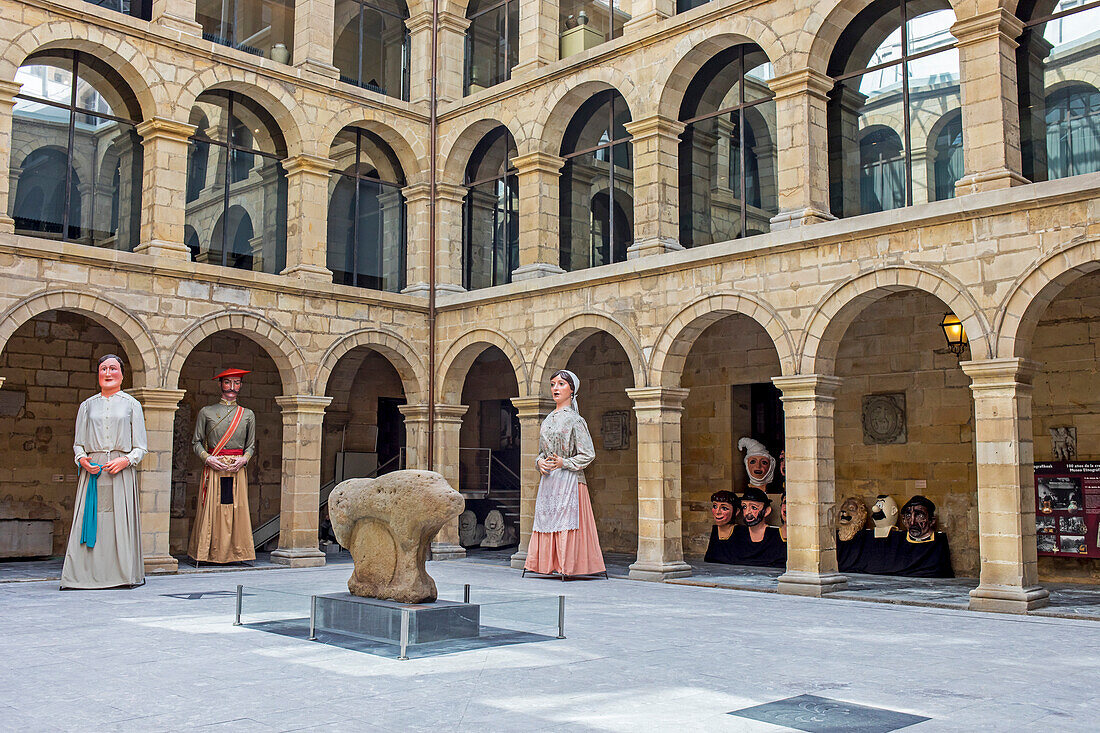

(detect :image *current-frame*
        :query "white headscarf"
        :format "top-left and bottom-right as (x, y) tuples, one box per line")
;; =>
(737, 436), (776, 485)
(552, 369), (581, 411)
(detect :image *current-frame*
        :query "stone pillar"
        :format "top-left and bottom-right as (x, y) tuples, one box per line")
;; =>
(272, 395), (332, 567)
(150, 0), (203, 37)
(626, 387), (692, 580)
(512, 151), (565, 280)
(508, 396), (555, 569)
(134, 118), (196, 259)
(771, 375), (847, 596)
(768, 69), (835, 230)
(404, 181), (465, 296)
(0, 80), (21, 234)
(398, 403), (430, 469)
(951, 10), (1029, 194)
(961, 358), (1050, 613)
(281, 154), (336, 282)
(431, 403), (468, 559)
(514, 0), (558, 76)
(408, 11), (469, 106)
(129, 388), (186, 574)
(402, 182), (429, 296)
(293, 0), (340, 77)
(624, 116), (684, 258)
(623, 0), (674, 34)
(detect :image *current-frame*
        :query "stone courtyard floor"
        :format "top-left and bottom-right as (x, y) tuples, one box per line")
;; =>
(3, 558), (1100, 732)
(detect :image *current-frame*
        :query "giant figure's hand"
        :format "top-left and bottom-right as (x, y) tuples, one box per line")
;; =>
(225, 455), (249, 474)
(104, 456), (131, 474)
(79, 457), (102, 475)
(205, 455), (229, 472)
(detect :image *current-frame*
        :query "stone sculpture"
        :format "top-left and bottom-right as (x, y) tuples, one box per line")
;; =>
(480, 509), (517, 548)
(458, 509), (485, 547)
(328, 469), (464, 603)
(837, 497), (869, 542)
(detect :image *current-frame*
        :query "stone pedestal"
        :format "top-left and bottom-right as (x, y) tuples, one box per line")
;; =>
(509, 396), (555, 569)
(272, 395), (332, 567)
(129, 388), (186, 574)
(315, 593), (480, 643)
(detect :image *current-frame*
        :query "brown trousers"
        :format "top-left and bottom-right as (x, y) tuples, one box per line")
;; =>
(187, 465), (255, 563)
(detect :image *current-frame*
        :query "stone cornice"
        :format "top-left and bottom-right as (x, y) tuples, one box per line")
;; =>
(771, 375), (844, 400)
(275, 395), (334, 414)
(282, 154), (338, 177)
(134, 117), (196, 142)
(626, 386), (691, 411)
(509, 396), (557, 417)
(950, 9), (1025, 49)
(960, 358), (1041, 388)
(406, 10), (471, 35)
(623, 115), (686, 140)
(511, 151), (565, 175)
(0, 79), (24, 106)
(768, 68), (834, 101)
(128, 387), (187, 410)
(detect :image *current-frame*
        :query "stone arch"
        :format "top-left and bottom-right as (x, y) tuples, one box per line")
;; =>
(531, 312), (647, 391)
(800, 265), (992, 374)
(439, 115), (522, 187)
(651, 293), (797, 386)
(319, 107), (426, 183)
(996, 238), (1100, 359)
(164, 311), (308, 393)
(530, 70), (644, 156)
(0, 289), (160, 387)
(3, 25), (162, 120)
(437, 328), (529, 404)
(314, 328), (427, 404)
(177, 70), (306, 157)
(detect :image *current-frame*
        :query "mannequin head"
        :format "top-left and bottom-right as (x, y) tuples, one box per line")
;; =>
(779, 493), (787, 527)
(901, 495), (936, 541)
(710, 490), (741, 527)
(214, 368), (250, 403)
(870, 495), (899, 538)
(740, 486), (772, 527)
(837, 497), (869, 542)
(737, 437), (776, 488)
(97, 354), (124, 396)
(549, 370), (576, 410)
(778, 450), (785, 478)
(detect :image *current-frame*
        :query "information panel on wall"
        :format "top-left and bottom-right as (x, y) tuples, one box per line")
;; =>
(1035, 462), (1100, 558)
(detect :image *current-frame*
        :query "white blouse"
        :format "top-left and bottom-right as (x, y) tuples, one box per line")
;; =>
(73, 392), (148, 467)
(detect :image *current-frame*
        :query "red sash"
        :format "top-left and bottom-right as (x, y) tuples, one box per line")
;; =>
(200, 406), (245, 503)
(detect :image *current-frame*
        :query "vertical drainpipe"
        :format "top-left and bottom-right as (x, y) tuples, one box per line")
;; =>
(426, 0), (440, 471)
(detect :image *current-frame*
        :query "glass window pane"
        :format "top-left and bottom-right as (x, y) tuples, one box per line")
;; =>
(507, 0), (519, 74)
(335, 2), (408, 97)
(905, 8), (955, 56)
(465, 180), (498, 290)
(10, 108), (73, 239)
(743, 49), (774, 104)
(190, 94), (229, 142)
(908, 47), (960, 203)
(226, 157), (286, 274)
(467, 6), (509, 91)
(70, 116), (142, 249)
(327, 173), (356, 285)
(198, 0), (295, 59)
(744, 99), (777, 233)
(611, 139), (633, 259)
(559, 0), (629, 47)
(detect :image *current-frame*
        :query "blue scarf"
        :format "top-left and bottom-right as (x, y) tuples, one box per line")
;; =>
(81, 464), (102, 548)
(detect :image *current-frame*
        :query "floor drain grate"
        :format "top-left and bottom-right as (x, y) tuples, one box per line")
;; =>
(728, 694), (929, 732)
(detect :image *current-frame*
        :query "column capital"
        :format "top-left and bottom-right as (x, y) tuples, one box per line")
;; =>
(275, 394), (333, 415)
(434, 403), (469, 423)
(128, 388), (187, 410)
(135, 117), (196, 143)
(0, 79), (24, 107)
(623, 115), (686, 142)
(626, 386), (690, 412)
(512, 151), (565, 175)
(509, 396), (556, 418)
(398, 403), (431, 421)
(402, 181), (431, 202)
(407, 10), (471, 35)
(282, 154), (337, 178)
(950, 8), (1025, 49)
(768, 68), (834, 101)
(772, 374), (843, 400)
(960, 358), (1040, 389)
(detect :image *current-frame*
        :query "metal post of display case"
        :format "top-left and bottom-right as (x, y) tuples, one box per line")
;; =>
(557, 595), (566, 639)
(234, 585), (243, 626)
(398, 609), (411, 660)
(464, 583), (471, 603)
(309, 596), (317, 641)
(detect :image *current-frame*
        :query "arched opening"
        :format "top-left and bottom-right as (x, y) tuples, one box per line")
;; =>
(185, 91), (288, 274)
(827, 0), (961, 217)
(10, 50), (143, 250)
(333, 0), (410, 99)
(559, 89), (633, 272)
(930, 111), (963, 202)
(465, 0), (519, 94)
(327, 126), (407, 292)
(170, 333), (284, 561)
(463, 126), (518, 290)
(678, 43), (777, 247)
(0, 311), (130, 560)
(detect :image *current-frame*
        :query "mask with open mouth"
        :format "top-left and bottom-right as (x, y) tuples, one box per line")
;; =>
(837, 497), (868, 542)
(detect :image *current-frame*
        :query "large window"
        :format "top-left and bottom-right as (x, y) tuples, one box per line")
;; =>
(463, 127), (518, 289)
(827, 0), (961, 218)
(9, 51), (143, 250)
(334, 0), (410, 99)
(559, 90), (632, 271)
(85, 0), (151, 19)
(558, 0), (630, 58)
(196, 0), (295, 60)
(679, 45), (777, 247)
(465, 0), (519, 94)
(1018, 0), (1100, 182)
(185, 91), (287, 274)
(328, 127), (407, 292)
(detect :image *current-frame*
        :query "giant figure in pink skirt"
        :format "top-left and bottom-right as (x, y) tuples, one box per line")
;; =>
(524, 369), (606, 579)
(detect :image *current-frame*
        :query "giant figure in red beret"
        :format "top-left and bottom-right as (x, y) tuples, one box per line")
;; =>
(188, 368), (256, 563)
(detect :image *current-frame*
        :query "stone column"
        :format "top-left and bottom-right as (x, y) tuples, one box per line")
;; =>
(128, 388), (186, 574)
(768, 69), (835, 230)
(272, 395), (332, 567)
(508, 396), (555, 569)
(428, 182), (467, 294)
(512, 151), (565, 280)
(398, 403), (430, 469)
(771, 375), (847, 596)
(431, 403), (468, 559)
(951, 9), (1029, 195)
(0, 80), (21, 234)
(624, 116), (684, 258)
(622, 0), (674, 34)
(150, 0), (203, 37)
(401, 182), (430, 296)
(293, 0), (340, 77)
(408, 11), (470, 106)
(626, 387), (692, 580)
(514, 0), (558, 76)
(134, 118), (196, 259)
(961, 358), (1050, 613)
(281, 154), (336, 282)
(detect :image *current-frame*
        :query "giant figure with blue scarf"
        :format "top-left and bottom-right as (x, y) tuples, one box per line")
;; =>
(60, 354), (147, 589)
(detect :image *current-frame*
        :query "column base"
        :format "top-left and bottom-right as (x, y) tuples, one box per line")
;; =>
(134, 239), (193, 259)
(156, 15), (204, 38)
(511, 263), (565, 281)
(628, 559), (692, 581)
(271, 547), (327, 567)
(777, 570), (848, 596)
(955, 168), (1030, 196)
(0, 214), (14, 234)
(626, 237), (683, 259)
(769, 207), (835, 231)
(295, 59), (340, 79)
(400, 282), (466, 298)
(968, 583), (1049, 613)
(512, 59), (551, 78)
(509, 549), (527, 569)
(431, 542), (467, 561)
(280, 264), (332, 282)
(143, 555), (179, 574)
(623, 10), (669, 34)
